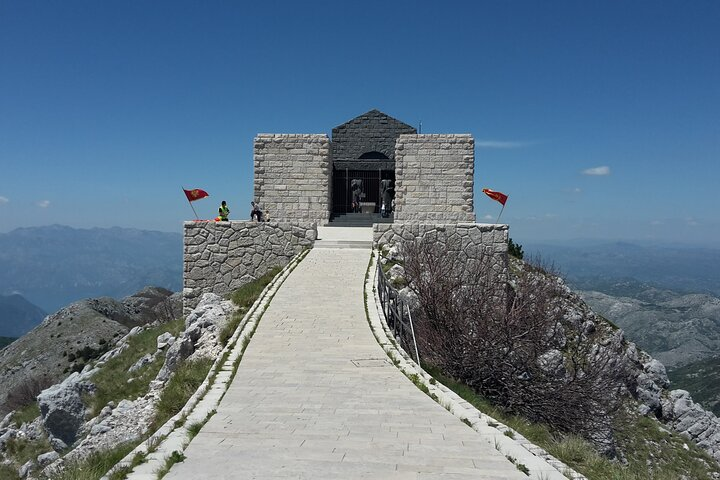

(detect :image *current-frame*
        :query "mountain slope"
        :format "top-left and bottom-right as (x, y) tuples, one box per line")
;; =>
(578, 287), (720, 368)
(0, 225), (182, 312)
(0, 287), (181, 416)
(0, 293), (47, 337)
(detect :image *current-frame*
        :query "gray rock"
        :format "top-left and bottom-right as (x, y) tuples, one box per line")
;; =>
(90, 424), (111, 435)
(18, 460), (34, 478)
(156, 332), (175, 350)
(0, 411), (14, 429)
(644, 359), (669, 388)
(0, 428), (17, 449)
(128, 353), (155, 373)
(537, 349), (565, 378)
(49, 436), (68, 452)
(37, 451), (60, 466)
(156, 336), (194, 382)
(636, 372), (662, 413)
(37, 373), (92, 445)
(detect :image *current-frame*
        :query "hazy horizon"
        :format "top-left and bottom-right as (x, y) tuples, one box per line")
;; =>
(2, 1), (718, 244)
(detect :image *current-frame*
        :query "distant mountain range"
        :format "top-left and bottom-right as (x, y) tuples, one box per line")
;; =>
(527, 241), (720, 296)
(0, 293), (47, 338)
(0, 224), (182, 314)
(577, 283), (720, 369)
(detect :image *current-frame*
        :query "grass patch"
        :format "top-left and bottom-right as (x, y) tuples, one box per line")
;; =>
(0, 464), (19, 480)
(219, 266), (282, 345)
(421, 363), (720, 480)
(12, 402), (40, 427)
(156, 450), (186, 478)
(88, 319), (185, 416)
(150, 358), (214, 432)
(54, 442), (137, 480)
(4, 435), (52, 467)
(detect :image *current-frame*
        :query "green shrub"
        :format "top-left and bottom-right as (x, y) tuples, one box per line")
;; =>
(508, 237), (524, 259)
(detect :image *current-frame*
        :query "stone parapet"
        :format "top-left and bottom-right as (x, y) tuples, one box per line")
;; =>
(394, 134), (475, 223)
(183, 221), (316, 314)
(254, 134), (331, 224)
(374, 222), (508, 280)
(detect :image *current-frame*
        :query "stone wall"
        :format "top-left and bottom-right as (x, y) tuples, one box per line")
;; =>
(394, 134), (475, 223)
(374, 222), (508, 279)
(183, 221), (316, 314)
(254, 134), (331, 224)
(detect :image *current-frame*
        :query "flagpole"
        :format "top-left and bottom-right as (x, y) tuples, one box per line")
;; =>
(182, 187), (200, 220)
(495, 204), (505, 225)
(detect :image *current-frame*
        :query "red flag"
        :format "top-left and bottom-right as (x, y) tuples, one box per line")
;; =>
(183, 188), (209, 202)
(482, 188), (508, 206)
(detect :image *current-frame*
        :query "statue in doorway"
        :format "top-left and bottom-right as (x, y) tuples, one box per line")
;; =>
(380, 179), (393, 217)
(351, 179), (363, 213)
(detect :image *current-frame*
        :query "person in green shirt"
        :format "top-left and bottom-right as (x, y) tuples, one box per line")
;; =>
(218, 201), (230, 221)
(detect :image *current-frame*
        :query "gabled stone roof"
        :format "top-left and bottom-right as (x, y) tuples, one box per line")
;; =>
(331, 110), (417, 170)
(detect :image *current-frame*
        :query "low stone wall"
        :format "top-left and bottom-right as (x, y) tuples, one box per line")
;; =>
(374, 222), (508, 279)
(183, 221), (316, 314)
(394, 134), (475, 223)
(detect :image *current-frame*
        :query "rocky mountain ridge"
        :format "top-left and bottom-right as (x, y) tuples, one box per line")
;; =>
(0, 287), (181, 417)
(578, 286), (720, 369)
(0, 291), (233, 479)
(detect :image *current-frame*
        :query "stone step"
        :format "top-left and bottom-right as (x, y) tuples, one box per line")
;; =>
(313, 240), (373, 249)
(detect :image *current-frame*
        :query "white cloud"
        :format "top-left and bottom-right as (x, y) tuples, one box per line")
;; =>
(0, 196), (8, 204)
(573, 187), (582, 193)
(476, 140), (531, 149)
(686, 218), (699, 227)
(36, 200), (50, 208)
(482, 214), (493, 220)
(650, 220), (664, 226)
(582, 166), (611, 176)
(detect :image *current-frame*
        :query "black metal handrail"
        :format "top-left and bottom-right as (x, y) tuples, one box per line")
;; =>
(376, 261), (418, 362)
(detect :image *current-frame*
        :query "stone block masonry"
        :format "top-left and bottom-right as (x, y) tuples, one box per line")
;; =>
(254, 134), (331, 225)
(374, 222), (508, 281)
(183, 221), (317, 314)
(394, 134), (475, 223)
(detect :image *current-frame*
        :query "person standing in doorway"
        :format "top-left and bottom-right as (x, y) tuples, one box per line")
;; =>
(218, 201), (230, 221)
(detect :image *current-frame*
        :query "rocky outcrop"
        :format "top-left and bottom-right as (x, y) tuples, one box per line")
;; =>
(37, 372), (95, 445)
(661, 390), (720, 462)
(37, 292), (234, 477)
(0, 287), (181, 416)
(157, 293), (235, 382)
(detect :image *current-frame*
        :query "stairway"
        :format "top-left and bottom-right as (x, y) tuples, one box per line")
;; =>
(327, 212), (394, 227)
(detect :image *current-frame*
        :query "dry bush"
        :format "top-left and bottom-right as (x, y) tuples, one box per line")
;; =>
(4, 375), (55, 411)
(402, 238), (623, 447)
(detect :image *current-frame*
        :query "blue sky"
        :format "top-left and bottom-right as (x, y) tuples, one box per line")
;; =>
(1, 1), (718, 245)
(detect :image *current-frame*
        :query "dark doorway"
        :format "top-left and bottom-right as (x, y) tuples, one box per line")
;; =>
(332, 169), (395, 215)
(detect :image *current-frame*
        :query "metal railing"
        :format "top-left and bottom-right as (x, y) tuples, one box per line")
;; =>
(376, 261), (420, 364)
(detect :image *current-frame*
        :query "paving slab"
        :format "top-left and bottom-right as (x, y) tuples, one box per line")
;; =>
(165, 240), (528, 479)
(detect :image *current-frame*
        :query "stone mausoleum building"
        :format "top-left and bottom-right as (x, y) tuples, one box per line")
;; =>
(254, 109), (476, 226)
(183, 110), (508, 313)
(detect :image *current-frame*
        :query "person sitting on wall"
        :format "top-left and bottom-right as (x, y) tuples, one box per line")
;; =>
(250, 201), (263, 222)
(218, 201), (230, 221)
